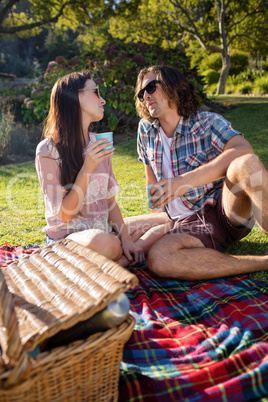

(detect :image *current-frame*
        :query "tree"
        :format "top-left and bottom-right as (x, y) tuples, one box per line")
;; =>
(109, 0), (268, 94)
(0, 0), (134, 36)
(169, 0), (267, 93)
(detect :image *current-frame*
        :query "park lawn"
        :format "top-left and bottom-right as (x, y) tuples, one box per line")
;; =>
(0, 96), (267, 281)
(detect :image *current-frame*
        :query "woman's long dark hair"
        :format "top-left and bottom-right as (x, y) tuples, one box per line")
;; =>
(135, 65), (200, 121)
(43, 71), (91, 187)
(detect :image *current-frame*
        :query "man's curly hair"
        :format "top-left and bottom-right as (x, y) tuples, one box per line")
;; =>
(135, 65), (200, 121)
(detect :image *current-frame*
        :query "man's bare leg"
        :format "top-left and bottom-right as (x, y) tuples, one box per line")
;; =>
(223, 153), (268, 234)
(148, 154), (268, 280)
(148, 233), (268, 280)
(123, 212), (172, 241)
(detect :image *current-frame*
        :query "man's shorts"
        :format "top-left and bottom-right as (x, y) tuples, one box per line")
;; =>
(166, 191), (255, 251)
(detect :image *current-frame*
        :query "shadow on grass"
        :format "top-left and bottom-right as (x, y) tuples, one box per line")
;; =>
(225, 238), (268, 283)
(225, 239), (267, 256)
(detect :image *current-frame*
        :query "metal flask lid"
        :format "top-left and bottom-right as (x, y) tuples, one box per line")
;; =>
(89, 293), (130, 329)
(42, 293), (131, 350)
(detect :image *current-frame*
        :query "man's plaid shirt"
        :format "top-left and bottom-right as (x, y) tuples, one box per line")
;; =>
(138, 111), (242, 212)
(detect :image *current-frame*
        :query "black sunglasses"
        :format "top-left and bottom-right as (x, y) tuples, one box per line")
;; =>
(138, 80), (161, 102)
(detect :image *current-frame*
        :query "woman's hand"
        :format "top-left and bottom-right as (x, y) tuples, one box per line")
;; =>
(120, 233), (145, 265)
(83, 139), (114, 174)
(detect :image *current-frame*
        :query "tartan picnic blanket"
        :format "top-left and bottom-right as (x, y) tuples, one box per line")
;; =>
(120, 265), (268, 401)
(0, 243), (41, 267)
(1, 245), (268, 401)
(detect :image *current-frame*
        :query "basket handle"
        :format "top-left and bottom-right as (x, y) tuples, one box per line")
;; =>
(0, 269), (32, 388)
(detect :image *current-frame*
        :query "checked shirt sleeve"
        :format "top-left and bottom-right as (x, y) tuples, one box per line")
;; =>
(137, 120), (151, 165)
(210, 113), (242, 154)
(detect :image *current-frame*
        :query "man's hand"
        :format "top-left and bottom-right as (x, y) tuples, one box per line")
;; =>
(149, 176), (191, 208)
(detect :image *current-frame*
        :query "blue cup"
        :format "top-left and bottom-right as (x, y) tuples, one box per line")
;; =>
(95, 132), (113, 150)
(147, 184), (162, 210)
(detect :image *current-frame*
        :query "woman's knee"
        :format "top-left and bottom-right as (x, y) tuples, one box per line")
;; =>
(67, 229), (122, 260)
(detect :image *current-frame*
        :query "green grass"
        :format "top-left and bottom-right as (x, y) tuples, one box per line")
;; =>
(0, 139), (150, 247)
(1, 96), (268, 281)
(214, 95), (268, 166)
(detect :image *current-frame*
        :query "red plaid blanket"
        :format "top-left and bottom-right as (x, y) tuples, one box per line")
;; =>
(0, 243), (40, 267)
(1, 246), (268, 400)
(120, 265), (268, 401)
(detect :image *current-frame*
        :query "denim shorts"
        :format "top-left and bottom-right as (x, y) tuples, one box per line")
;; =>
(166, 191), (254, 251)
(46, 235), (67, 245)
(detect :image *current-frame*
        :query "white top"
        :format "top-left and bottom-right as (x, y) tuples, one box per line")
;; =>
(159, 127), (194, 220)
(35, 134), (120, 239)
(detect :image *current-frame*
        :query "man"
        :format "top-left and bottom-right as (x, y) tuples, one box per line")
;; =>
(135, 65), (268, 280)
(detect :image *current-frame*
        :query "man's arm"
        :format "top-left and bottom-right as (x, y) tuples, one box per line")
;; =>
(150, 135), (254, 208)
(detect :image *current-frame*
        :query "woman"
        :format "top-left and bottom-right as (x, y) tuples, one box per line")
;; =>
(36, 71), (172, 266)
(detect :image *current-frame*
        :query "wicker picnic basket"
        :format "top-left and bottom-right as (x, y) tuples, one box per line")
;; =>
(0, 239), (138, 401)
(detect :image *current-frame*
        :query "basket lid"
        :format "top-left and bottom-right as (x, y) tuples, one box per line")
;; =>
(1, 239), (138, 351)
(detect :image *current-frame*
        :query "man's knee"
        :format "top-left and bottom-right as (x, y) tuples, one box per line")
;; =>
(147, 233), (204, 277)
(227, 154), (263, 184)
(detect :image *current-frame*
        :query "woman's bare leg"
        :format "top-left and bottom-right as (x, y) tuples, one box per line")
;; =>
(67, 229), (122, 261)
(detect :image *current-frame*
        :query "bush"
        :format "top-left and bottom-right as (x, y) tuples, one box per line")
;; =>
(0, 102), (14, 160)
(229, 51), (249, 76)
(202, 69), (220, 85)
(254, 75), (268, 94)
(234, 69), (264, 85)
(206, 83), (218, 95)
(262, 59), (268, 71)
(224, 71), (268, 95)
(236, 82), (254, 94)
(199, 53), (222, 74)
(21, 42), (205, 132)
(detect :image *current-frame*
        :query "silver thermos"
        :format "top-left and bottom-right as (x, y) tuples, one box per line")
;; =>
(41, 293), (130, 350)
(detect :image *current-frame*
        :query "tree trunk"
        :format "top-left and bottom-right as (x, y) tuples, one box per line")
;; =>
(216, 52), (231, 94)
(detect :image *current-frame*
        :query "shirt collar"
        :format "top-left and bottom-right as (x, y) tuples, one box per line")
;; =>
(151, 116), (188, 136)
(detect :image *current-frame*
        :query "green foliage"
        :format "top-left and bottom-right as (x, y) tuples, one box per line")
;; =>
(263, 59), (268, 71)
(0, 0), (124, 35)
(224, 77), (237, 95)
(236, 82), (254, 95)
(233, 69), (265, 84)
(21, 56), (85, 123)
(21, 42), (205, 131)
(202, 69), (220, 85)
(229, 51), (249, 75)
(0, 103), (14, 159)
(200, 51), (250, 90)
(197, 50), (249, 76)
(254, 75), (268, 94)
(38, 29), (81, 71)
(199, 53), (222, 73)
(109, 0), (179, 49)
(206, 83), (218, 95)
(0, 35), (44, 77)
(207, 69), (268, 95)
